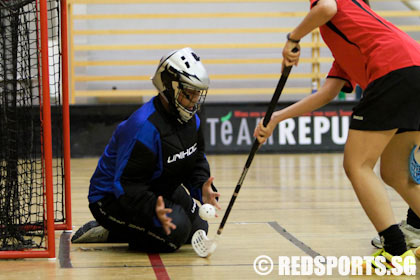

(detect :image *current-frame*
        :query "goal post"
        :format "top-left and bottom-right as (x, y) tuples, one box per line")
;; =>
(0, 0), (71, 259)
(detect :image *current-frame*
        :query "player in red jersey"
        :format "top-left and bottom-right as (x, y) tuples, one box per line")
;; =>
(255, 0), (420, 269)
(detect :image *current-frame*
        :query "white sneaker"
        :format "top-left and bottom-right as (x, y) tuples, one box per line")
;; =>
(400, 220), (420, 248)
(71, 221), (109, 243)
(371, 235), (383, 249)
(371, 220), (420, 249)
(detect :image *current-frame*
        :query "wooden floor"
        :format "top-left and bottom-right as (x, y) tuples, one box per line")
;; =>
(1, 154), (419, 279)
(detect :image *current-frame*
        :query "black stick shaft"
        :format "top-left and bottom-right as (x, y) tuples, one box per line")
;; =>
(216, 65), (293, 235)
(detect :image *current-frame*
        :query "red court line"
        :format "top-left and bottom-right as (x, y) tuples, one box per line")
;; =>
(148, 253), (170, 280)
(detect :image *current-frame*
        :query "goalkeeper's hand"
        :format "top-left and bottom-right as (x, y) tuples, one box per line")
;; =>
(156, 196), (176, 235)
(202, 177), (221, 211)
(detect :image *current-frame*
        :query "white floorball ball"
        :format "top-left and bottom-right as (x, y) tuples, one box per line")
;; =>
(199, 204), (216, 221)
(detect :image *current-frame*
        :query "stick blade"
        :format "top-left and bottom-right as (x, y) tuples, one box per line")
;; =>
(191, 229), (217, 258)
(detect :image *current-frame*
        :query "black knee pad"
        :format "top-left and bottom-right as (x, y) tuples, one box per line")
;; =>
(169, 186), (199, 221)
(166, 204), (192, 246)
(127, 205), (192, 253)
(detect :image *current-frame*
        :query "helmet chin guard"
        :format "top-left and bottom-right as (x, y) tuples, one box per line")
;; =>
(152, 47), (210, 123)
(174, 82), (207, 122)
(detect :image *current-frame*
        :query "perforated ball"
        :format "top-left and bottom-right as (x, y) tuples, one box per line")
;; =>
(199, 204), (216, 221)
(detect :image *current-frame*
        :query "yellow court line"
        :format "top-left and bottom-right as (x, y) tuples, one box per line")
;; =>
(73, 39), (420, 51)
(74, 87), (311, 97)
(378, 11), (420, 17)
(209, 87), (311, 94)
(73, 12), (307, 20)
(73, 42), (326, 51)
(398, 25), (420, 31)
(74, 43), (284, 51)
(72, 11), (420, 20)
(202, 58), (333, 64)
(74, 73), (326, 82)
(211, 73), (324, 79)
(73, 27), (294, 35)
(74, 25), (420, 35)
(73, 57), (334, 66)
(74, 75), (151, 81)
(75, 60), (159, 66)
(75, 89), (156, 96)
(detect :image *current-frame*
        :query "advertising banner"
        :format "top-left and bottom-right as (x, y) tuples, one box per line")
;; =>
(69, 101), (357, 157)
(203, 101), (355, 153)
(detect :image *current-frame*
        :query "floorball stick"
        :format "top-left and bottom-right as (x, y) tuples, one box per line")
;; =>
(192, 61), (296, 258)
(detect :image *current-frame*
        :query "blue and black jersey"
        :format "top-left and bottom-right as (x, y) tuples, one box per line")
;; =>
(88, 96), (212, 225)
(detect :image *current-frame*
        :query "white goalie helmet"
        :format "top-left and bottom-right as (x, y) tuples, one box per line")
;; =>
(152, 47), (210, 123)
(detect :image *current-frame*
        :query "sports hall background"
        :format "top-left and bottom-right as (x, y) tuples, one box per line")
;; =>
(67, 0), (420, 157)
(2, 0), (420, 277)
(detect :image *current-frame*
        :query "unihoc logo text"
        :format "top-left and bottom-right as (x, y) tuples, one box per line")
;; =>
(167, 143), (198, 163)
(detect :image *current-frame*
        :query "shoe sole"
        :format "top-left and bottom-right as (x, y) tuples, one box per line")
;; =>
(71, 221), (108, 243)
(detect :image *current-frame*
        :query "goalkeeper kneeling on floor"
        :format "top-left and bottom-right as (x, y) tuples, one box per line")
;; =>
(72, 47), (221, 253)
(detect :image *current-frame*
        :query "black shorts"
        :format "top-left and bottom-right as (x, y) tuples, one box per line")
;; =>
(350, 66), (420, 133)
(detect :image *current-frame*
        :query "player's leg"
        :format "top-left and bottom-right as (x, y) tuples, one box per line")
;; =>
(380, 131), (420, 213)
(127, 200), (193, 253)
(73, 194), (192, 252)
(379, 131), (420, 248)
(346, 66), (420, 258)
(71, 194), (128, 244)
(169, 185), (209, 242)
(343, 128), (409, 256)
(344, 129), (397, 231)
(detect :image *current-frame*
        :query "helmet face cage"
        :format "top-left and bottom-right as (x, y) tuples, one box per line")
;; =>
(174, 82), (208, 122)
(152, 47), (210, 123)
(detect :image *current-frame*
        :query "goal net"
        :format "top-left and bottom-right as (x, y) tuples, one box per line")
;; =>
(0, 0), (71, 258)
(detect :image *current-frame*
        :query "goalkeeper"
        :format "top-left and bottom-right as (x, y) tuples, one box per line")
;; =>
(72, 47), (220, 252)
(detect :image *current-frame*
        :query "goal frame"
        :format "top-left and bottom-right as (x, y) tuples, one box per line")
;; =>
(0, 0), (72, 259)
